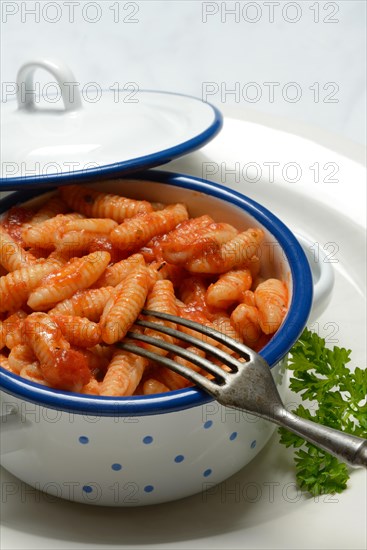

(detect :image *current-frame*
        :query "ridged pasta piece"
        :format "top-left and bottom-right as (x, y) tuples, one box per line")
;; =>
(27, 251), (111, 311)
(143, 280), (178, 356)
(20, 363), (49, 386)
(54, 230), (106, 259)
(0, 353), (11, 372)
(93, 253), (145, 288)
(22, 213), (84, 249)
(0, 310), (27, 349)
(160, 215), (214, 263)
(80, 378), (100, 395)
(61, 218), (118, 234)
(0, 226), (37, 272)
(28, 194), (69, 224)
(99, 350), (147, 396)
(48, 286), (115, 321)
(143, 378), (170, 394)
(206, 269), (252, 309)
(230, 303), (262, 347)
(155, 365), (192, 391)
(110, 204), (189, 252)
(211, 312), (243, 344)
(53, 218), (119, 258)
(0, 260), (61, 313)
(24, 312), (90, 391)
(100, 266), (152, 344)
(8, 344), (37, 374)
(59, 185), (153, 221)
(254, 278), (288, 334)
(50, 314), (102, 348)
(186, 228), (264, 274)
(161, 216), (238, 264)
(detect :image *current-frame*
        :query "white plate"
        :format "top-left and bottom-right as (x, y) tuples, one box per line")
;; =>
(1, 118), (366, 550)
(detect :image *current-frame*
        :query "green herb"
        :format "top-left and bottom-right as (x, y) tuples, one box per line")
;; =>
(278, 327), (367, 496)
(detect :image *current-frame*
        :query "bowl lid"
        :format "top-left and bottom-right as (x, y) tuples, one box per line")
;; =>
(0, 59), (222, 190)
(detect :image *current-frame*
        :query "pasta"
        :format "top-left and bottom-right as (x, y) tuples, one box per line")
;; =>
(99, 350), (147, 396)
(0, 260), (62, 312)
(110, 203), (189, 252)
(186, 227), (265, 273)
(49, 286), (116, 321)
(100, 266), (153, 344)
(27, 251), (111, 310)
(205, 268), (252, 309)
(22, 213), (84, 250)
(160, 215), (238, 265)
(8, 344), (37, 374)
(142, 279), (178, 356)
(0, 183), (289, 395)
(24, 312), (90, 391)
(0, 226), (37, 272)
(50, 314), (102, 348)
(59, 185), (153, 221)
(254, 278), (288, 334)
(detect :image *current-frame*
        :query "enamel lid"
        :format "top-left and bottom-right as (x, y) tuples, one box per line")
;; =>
(0, 60), (222, 190)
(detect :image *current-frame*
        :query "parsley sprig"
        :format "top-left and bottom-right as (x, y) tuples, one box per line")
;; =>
(279, 328), (367, 496)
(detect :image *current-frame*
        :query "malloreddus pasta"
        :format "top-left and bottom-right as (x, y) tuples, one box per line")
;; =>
(0, 184), (288, 396)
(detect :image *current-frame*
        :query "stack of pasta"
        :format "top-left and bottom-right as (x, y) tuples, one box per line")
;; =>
(0, 184), (288, 396)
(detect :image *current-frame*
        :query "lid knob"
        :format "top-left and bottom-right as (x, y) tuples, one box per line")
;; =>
(16, 59), (82, 113)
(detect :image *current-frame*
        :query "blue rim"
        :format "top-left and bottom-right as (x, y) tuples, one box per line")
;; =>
(0, 91), (222, 190)
(0, 170), (313, 416)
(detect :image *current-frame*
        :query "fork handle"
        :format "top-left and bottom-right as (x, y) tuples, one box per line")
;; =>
(275, 408), (367, 467)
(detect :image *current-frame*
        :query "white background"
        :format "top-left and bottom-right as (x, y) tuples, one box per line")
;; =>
(0, 0), (366, 149)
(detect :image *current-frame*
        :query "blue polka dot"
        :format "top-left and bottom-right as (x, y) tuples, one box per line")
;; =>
(203, 468), (212, 477)
(143, 435), (153, 444)
(144, 485), (154, 493)
(229, 431), (238, 441)
(111, 463), (122, 471)
(203, 420), (213, 429)
(82, 485), (93, 493)
(174, 454), (185, 463)
(78, 436), (89, 444)
(251, 440), (257, 449)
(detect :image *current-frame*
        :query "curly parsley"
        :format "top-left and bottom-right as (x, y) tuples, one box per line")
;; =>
(278, 328), (367, 496)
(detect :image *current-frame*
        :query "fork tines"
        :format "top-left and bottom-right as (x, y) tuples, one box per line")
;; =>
(117, 309), (252, 390)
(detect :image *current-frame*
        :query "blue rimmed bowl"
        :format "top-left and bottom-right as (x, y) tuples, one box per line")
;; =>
(0, 170), (314, 506)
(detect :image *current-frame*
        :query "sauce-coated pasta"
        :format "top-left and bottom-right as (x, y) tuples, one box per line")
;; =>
(0, 184), (289, 395)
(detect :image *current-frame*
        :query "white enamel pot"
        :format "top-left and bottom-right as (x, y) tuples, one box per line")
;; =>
(0, 171), (333, 506)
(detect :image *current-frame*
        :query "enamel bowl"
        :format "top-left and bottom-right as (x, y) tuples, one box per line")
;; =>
(0, 170), (321, 506)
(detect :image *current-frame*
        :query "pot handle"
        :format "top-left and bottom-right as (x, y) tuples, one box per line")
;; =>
(295, 233), (335, 323)
(16, 59), (82, 112)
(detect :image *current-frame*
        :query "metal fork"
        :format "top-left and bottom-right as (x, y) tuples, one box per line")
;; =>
(117, 309), (367, 467)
